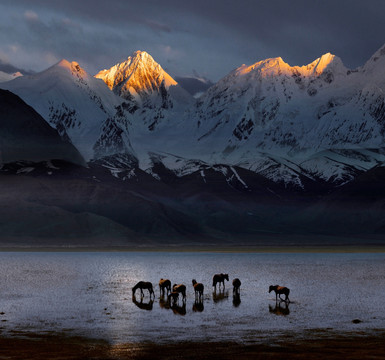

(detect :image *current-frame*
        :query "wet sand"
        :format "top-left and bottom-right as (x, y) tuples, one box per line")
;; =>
(1, 330), (385, 359)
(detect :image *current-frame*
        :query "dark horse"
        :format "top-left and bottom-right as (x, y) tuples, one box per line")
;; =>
(173, 284), (186, 300)
(159, 278), (171, 296)
(212, 273), (229, 290)
(269, 285), (290, 303)
(232, 278), (241, 295)
(132, 281), (155, 298)
(192, 279), (204, 300)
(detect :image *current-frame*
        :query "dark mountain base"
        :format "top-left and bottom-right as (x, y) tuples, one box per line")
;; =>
(1, 160), (385, 248)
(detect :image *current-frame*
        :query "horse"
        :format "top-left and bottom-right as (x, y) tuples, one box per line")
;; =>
(192, 279), (204, 300)
(269, 285), (290, 303)
(132, 281), (155, 298)
(172, 284), (186, 300)
(232, 278), (241, 295)
(159, 278), (171, 296)
(212, 273), (229, 290)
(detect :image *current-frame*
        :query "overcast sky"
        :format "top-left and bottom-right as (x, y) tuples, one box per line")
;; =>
(1, 0), (384, 81)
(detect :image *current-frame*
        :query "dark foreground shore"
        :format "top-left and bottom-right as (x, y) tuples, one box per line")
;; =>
(1, 330), (385, 360)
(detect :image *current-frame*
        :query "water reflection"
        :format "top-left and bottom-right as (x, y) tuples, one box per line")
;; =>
(159, 295), (171, 310)
(269, 301), (290, 316)
(213, 289), (229, 303)
(192, 299), (204, 312)
(233, 293), (241, 307)
(171, 301), (186, 316)
(132, 295), (154, 311)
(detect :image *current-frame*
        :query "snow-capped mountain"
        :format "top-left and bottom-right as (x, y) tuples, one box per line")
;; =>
(3, 46), (385, 190)
(0, 60), (135, 161)
(0, 70), (22, 83)
(95, 51), (193, 131)
(3, 47), (385, 244)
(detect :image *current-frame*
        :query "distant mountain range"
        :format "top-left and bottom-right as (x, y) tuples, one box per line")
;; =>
(1, 46), (385, 246)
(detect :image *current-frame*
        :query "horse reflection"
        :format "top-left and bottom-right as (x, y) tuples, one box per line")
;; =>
(171, 301), (186, 316)
(132, 295), (154, 311)
(233, 293), (241, 307)
(269, 301), (290, 316)
(192, 299), (204, 312)
(212, 289), (229, 303)
(159, 294), (171, 310)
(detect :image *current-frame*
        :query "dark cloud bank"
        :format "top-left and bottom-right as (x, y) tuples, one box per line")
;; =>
(1, 0), (385, 80)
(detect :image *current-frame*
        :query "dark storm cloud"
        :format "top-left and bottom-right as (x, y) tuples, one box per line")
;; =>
(1, 0), (385, 80)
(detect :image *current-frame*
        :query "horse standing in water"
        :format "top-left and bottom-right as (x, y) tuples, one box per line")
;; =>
(172, 284), (187, 301)
(159, 278), (171, 296)
(212, 273), (229, 290)
(269, 285), (290, 303)
(192, 279), (204, 300)
(132, 281), (155, 298)
(232, 278), (241, 295)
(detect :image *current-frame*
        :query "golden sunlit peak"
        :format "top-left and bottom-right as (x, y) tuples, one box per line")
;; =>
(237, 57), (292, 77)
(236, 52), (345, 79)
(56, 59), (72, 68)
(95, 50), (177, 96)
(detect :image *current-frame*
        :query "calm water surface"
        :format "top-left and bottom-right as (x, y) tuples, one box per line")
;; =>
(0, 252), (384, 344)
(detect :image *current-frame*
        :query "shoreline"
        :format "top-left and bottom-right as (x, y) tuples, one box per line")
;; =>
(1, 329), (384, 359)
(0, 244), (385, 253)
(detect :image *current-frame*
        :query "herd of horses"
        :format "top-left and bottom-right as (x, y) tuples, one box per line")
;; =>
(131, 273), (290, 307)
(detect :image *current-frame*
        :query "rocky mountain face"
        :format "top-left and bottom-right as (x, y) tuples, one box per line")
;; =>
(0, 89), (84, 165)
(0, 59), (135, 161)
(2, 46), (385, 245)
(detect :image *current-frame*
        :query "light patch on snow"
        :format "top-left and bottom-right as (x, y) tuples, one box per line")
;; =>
(230, 166), (248, 188)
(16, 167), (34, 174)
(200, 169), (206, 183)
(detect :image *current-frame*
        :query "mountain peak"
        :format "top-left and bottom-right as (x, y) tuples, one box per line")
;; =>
(95, 50), (177, 99)
(304, 52), (346, 76)
(56, 59), (72, 68)
(235, 53), (346, 79)
(50, 59), (87, 78)
(362, 43), (385, 77)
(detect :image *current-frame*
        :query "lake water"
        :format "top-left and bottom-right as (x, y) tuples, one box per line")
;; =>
(0, 252), (384, 344)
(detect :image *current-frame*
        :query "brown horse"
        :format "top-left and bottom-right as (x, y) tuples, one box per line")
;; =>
(159, 278), (171, 296)
(192, 279), (204, 300)
(132, 281), (155, 298)
(173, 284), (186, 300)
(212, 273), (229, 290)
(232, 278), (241, 295)
(269, 285), (290, 303)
